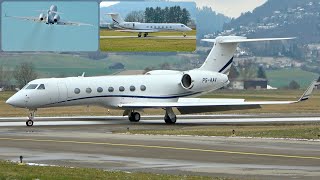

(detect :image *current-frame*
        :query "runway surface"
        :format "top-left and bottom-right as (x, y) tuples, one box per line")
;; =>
(0, 114), (319, 179)
(100, 35), (196, 39)
(1, 114), (320, 126)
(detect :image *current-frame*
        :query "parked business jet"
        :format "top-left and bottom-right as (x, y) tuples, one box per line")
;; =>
(108, 13), (192, 37)
(6, 36), (319, 126)
(5, 5), (92, 26)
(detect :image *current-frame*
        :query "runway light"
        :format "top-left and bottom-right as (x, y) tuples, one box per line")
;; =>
(232, 129), (236, 136)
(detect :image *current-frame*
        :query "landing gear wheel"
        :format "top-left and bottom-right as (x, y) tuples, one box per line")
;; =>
(164, 114), (176, 124)
(138, 33), (142, 38)
(183, 34), (186, 37)
(26, 120), (34, 127)
(144, 33), (148, 37)
(129, 112), (141, 122)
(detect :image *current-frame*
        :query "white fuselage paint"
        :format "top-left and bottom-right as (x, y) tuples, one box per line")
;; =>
(117, 22), (192, 32)
(7, 70), (229, 110)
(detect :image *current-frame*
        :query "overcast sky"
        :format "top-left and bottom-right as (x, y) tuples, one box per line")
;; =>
(173, 0), (267, 18)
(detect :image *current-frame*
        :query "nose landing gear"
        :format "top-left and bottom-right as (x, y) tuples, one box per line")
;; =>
(26, 110), (36, 127)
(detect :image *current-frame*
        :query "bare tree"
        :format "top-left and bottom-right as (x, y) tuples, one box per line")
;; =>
(14, 62), (38, 89)
(0, 65), (11, 88)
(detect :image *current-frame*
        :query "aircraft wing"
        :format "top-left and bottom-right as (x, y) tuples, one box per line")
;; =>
(119, 79), (320, 114)
(57, 21), (93, 26)
(115, 29), (159, 33)
(5, 14), (41, 23)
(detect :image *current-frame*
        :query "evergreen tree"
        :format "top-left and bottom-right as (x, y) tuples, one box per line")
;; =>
(257, 66), (267, 79)
(288, 80), (300, 90)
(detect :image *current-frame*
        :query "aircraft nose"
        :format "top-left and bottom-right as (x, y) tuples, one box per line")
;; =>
(6, 94), (25, 108)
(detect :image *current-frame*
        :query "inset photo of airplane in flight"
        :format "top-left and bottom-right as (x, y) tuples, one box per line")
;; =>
(100, 1), (197, 52)
(1, 1), (99, 51)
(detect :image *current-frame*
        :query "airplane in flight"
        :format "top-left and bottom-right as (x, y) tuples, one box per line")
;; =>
(107, 13), (192, 37)
(6, 36), (319, 126)
(5, 5), (93, 26)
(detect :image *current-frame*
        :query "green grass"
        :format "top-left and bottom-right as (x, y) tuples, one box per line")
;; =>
(0, 161), (226, 180)
(0, 53), (188, 77)
(266, 68), (318, 88)
(100, 29), (197, 36)
(121, 124), (320, 139)
(100, 38), (196, 52)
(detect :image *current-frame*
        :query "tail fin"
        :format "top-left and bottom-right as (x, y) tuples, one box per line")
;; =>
(107, 13), (125, 25)
(199, 36), (295, 75)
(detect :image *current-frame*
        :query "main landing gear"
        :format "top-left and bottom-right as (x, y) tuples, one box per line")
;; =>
(137, 33), (148, 38)
(164, 107), (176, 124)
(128, 111), (141, 122)
(26, 110), (36, 127)
(125, 108), (177, 124)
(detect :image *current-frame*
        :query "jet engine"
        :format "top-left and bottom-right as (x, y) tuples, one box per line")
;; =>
(180, 70), (229, 92)
(39, 13), (45, 21)
(53, 15), (60, 22)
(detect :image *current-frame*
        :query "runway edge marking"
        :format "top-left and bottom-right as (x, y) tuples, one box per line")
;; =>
(0, 137), (319, 160)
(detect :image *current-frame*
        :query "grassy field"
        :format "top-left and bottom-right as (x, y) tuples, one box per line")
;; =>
(101, 38), (196, 52)
(100, 29), (196, 52)
(266, 68), (318, 88)
(100, 29), (197, 37)
(2, 89), (320, 117)
(122, 124), (320, 139)
(0, 53), (188, 78)
(0, 161), (225, 180)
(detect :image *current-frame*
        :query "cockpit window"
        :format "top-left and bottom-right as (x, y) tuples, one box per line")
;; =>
(37, 84), (45, 90)
(181, 25), (184, 27)
(26, 84), (38, 89)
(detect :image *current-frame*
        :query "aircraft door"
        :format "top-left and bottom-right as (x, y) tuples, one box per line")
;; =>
(57, 82), (68, 102)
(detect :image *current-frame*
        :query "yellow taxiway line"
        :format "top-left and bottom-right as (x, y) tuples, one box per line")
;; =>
(0, 137), (319, 160)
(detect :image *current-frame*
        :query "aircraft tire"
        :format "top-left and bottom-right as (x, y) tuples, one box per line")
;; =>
(129, 112), (140, 122)
(164, 115), (176, 124)
(26, 120), (34, 127)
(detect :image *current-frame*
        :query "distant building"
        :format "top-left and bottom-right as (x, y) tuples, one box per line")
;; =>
(229, 78), (268, 90)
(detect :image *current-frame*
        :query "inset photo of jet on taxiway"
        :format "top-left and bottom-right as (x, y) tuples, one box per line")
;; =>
(100, 1), (197, 52)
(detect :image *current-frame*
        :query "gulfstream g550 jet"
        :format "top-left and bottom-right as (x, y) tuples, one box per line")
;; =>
(5, 5), (92, 26)
(108, 13), (192, 37)
(6, 36), (319, 126)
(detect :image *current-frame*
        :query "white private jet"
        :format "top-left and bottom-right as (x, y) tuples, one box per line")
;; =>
(5, 5), (93, 26)
(6, 36), (319, 126)
(108, 13), (192, 37)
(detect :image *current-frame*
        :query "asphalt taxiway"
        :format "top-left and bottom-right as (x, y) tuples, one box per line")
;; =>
(100, 35), (196, 39)
(0, 114), (319, 180)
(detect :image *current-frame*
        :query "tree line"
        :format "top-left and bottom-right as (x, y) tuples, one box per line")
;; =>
(125, 6), (191, 25)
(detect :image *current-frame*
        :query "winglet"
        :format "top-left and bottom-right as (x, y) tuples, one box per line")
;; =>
(298, 77), (320, 102)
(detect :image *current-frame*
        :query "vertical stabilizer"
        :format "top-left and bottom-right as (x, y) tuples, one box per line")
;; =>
(107, 13), (125, 25)
(199, 36), (295, 75)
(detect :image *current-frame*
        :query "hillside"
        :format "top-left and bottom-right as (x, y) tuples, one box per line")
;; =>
(222, 0), (320, 44)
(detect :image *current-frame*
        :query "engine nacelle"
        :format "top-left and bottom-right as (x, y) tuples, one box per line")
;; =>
(39, 13), (45, 21)
(53, 15), (60, 22)
(180, 70), (229, 92)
